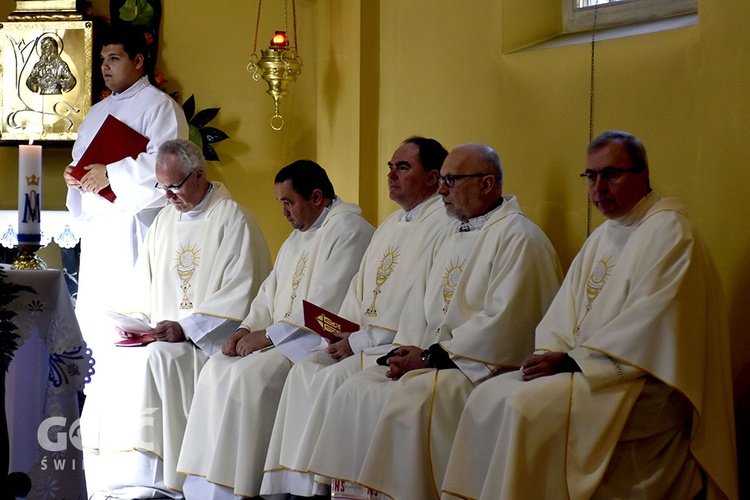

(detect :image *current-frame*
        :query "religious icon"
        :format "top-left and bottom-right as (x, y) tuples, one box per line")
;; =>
(25, 35), (77, 95)
(0, 21), (93, 141)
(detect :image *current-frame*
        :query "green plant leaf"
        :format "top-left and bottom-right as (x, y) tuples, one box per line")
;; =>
(182, 95), (196, 122)
(201, 126), (229, 144)
(119, 0), (138, 21)
(188, 124), (203, 150)
(191, 108), (220, 128)
(132, 0), (154, 26)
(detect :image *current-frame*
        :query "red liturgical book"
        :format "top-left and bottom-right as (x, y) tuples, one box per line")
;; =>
(115, 335), (156, 347)
(302, 300), (359, 343)
(71, 114), (150, 203)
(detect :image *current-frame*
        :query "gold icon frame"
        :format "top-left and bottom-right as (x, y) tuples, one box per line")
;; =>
(0, 20), (93, 141)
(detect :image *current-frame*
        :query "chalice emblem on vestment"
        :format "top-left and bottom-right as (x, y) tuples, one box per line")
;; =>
(441, 260), (464, 314)
(365, 247), (399, 317)
(285, 254), (308, 318)
(574, 256), (612, 336)
(176, 244), (201, 310)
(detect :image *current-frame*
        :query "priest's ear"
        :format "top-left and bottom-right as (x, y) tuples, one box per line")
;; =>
(426, 169), (439, 187)
(309, 188), (324, 206)
(480, 174), (500, 195)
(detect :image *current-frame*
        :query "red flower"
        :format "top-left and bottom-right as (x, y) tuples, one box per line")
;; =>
(154, 72), (168, 86)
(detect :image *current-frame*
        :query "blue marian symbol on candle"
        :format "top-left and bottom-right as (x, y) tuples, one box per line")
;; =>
(22, 174), (41, 224)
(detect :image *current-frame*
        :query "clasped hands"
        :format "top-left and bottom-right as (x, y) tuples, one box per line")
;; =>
(64, 163), (109, 194)
(222, 328), (272, 357)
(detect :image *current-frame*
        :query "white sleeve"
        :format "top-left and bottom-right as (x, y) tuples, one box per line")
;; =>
(179, 313), (240, 357)
(348, 325), (396, 353)
(267, 322), (327, 363)
(567, 347), (645, 391)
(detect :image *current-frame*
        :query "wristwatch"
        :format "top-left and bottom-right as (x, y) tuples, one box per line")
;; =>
(421, 348), (432, 368)
(265, 331), (274, 346)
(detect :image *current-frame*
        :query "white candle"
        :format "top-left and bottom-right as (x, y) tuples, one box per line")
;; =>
(17, 142), (43, 246)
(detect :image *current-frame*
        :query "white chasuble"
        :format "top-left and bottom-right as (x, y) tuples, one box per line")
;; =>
(308, 195), (562, 500)
(261, 193), (457, 497)
(442, 193), (738, 500)
(81, 183), (271, 496)
(177, 199), (373, 499)
(68, 76), (188, 357)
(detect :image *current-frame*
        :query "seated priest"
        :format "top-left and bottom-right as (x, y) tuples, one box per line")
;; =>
(80, 139), (272, 499)
(441, 131), (738, 499)
(177, 159), (375, 499)
(261, 137), (459, 498)
(306, 143), (563, 500)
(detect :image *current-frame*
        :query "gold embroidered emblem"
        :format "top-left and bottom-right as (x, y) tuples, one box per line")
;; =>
(285, 253), (308, 318)
(574, 256), (613, 336)
(435, 259), (464, 336)
(365, 247), (399, 317)
(316, 314), (342, 334)
(176, 244), (200, 310)
(441, 260), (464, 314)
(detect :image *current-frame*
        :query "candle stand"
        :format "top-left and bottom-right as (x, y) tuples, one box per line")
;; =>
(11, 244), (47, 270)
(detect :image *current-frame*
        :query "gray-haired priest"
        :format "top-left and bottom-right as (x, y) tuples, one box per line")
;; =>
(442, 131), (738, 499)
(80, 139), (272, 499)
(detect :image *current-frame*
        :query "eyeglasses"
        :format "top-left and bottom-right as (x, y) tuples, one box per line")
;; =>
(155, 171), (193, 194)
(437, 173), (488, 188)
(580, 167), (640, 185)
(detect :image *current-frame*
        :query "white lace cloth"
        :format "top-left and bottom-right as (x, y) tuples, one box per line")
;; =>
(4, 268), (93, 500)
(0, 210), (83, 249)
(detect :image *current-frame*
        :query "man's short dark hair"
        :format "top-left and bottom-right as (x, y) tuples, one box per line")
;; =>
(101, 26), (154, 75)
(275, 160), (336, 200)
(403, 136), (449, 173)
(588, 130), (649, 173)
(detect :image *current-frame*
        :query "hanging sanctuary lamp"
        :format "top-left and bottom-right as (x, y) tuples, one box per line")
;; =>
(246, 0), (302, 131)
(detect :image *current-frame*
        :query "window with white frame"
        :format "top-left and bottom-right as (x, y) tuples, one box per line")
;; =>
(565, 0), (698, 33)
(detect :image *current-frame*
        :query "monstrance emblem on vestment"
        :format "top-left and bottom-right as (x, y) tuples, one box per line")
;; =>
(284, 253), (308, 318)
(365, 247), (399, 317)
(574, 255), (612, 336)
(176, 243), (201, 310)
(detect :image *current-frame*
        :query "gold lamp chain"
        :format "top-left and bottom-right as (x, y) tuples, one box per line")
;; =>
(292, 0), (298, 48)
(284, 0), (288, 38)
(586, 5), (598, 237)
(253, 0), (263, 54)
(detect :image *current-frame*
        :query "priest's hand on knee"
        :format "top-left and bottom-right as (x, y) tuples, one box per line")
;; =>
(150, 320), (186, 343)
(521, 352), (580, 381)
(223, 327), (250, 356)
(385, 346), (424, 380)
(235, 329), (272, 357)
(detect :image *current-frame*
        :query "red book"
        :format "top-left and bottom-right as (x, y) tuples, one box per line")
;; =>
(302, 300), (359, 343)
(71, 114), (150, 203)
(115, 335), (156, 347)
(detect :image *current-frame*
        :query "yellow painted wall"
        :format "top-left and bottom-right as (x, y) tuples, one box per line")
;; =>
(1, 0), (747, 489)
(374, 0), (750, 488)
